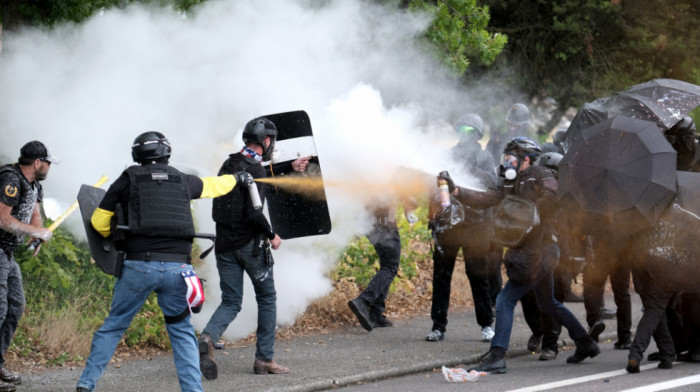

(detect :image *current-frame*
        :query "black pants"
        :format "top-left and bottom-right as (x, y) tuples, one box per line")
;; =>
(430, 233), (493, 332)
(360, 223), (401, 315)
(629, 267), (675, 362)
(583, 237), (632, 342)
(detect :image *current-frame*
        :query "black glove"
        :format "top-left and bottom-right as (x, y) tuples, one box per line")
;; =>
(438, 170), (456, 193)
(233, 171), (254, 188)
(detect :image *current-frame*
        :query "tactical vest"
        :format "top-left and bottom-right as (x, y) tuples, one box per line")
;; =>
(0, 164), (41, 250)
(125, 164), (195, 238)
(212, 155), (250, 226)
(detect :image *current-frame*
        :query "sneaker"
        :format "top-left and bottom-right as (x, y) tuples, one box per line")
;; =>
(199, 333), (218, 380)
(539, 348), (558, 361)
(0, 369), (20, 385)
(481, 326), (495, 342)
(587, 321), (605, 343)
(253, 358), (290, 374)
(348, 297), (373, 331)
(0, 380), (15, 392)
(527, 334), (543, 352)
(425, 330), (444, 342)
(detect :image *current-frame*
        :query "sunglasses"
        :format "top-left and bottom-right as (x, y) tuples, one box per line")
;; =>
(40, 159), (52, 166)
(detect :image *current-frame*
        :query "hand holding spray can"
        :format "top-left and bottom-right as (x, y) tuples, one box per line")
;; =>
(438, 178), (451, 207)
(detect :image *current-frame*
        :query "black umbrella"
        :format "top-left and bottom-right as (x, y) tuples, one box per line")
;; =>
(564, 79), (700, 148)
(558, 115), (677, 235)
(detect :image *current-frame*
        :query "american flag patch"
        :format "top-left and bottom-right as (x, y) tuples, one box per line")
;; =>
(181, 269), (205, 310)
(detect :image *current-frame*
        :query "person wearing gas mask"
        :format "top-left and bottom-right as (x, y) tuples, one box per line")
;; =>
(424, 113), (497, 343)
(77, 132), (249, 392)
(199, 117), (307, 379)
(0, 141), (57, 392)
(439, 137), (598, 373)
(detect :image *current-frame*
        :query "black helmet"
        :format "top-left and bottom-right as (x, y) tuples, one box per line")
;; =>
(536, 152), (563, 169)
(670, 116), (696, 135)
(454, 113), (484, 139)
(504, 136), (542, 159)
(131, 131), (171, 163)
(506, 103), (530, 132)
(242, 117), (278, 161)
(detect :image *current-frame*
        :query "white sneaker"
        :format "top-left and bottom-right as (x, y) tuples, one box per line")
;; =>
(481, 326), (495, 342)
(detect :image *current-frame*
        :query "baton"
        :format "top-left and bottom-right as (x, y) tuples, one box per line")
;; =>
(28, 175), (110, 251)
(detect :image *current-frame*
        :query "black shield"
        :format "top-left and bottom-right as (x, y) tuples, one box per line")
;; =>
(77, 184), (121, 276)
(261, 110), (332, 239)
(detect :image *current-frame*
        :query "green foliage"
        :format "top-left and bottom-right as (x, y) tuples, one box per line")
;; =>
(407, 0), (507, 74)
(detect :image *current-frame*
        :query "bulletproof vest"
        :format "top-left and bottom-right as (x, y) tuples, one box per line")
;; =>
(0, 164), (41, 251)
(125, 164), (195, 238)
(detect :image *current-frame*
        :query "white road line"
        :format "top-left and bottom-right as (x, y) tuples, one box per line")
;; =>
(506, 364), (658, 392)
(619, 374), (700, 392)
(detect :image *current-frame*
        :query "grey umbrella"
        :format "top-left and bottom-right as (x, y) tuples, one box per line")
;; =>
(558, 115), (677, 235)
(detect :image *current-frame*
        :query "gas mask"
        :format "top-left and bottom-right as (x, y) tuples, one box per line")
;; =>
(499, 153), (519, 180)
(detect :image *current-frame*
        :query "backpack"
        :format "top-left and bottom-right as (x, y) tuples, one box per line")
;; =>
(491, 194), (540, 248)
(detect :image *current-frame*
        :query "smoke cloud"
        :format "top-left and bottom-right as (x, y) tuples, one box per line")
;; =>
(0, 0), (506, 340)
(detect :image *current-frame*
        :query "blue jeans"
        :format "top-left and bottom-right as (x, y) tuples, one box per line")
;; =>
(202, 239), (277, 362)
(491, 266), (587, 351)
(77, 260), (203, 392)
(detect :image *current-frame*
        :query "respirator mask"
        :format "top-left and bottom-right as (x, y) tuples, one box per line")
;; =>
(499, 153), (519, 180)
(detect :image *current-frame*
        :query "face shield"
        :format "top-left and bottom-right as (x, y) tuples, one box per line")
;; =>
(455, 124), (478, 139)
(499, 153), (519, 180)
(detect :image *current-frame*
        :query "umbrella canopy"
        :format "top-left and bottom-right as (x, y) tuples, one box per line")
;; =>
(564, 79), (700, 148)
(558, 116), (677, 235)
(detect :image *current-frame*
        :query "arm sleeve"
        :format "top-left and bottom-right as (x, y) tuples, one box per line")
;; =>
(199, 174), (236, 199)
(91, 207), (115, 237)
(454, 186), (503, 209)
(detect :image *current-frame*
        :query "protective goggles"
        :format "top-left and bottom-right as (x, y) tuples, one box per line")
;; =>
(500, 153), (519, 168)
(455, 125), (477, 135)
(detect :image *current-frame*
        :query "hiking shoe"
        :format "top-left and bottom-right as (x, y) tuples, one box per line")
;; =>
(425, 330), (444, 342)
(539, 348), (558, 361)
(527, 334), (543, 352)
(658, 359), (673, 369)
(253, 358), (290, 374)
(626, 358), (640, 373)
(369, 310), (393, 328)
(348, 297), (373, 331)
(0, 369), (20, 385)
(614, 339), (632, 350)
(587, 321), (605, 343)
(481, 326), (495, 342)
(0, 380), (15, 392)
(567, 335), (600, 363)
(468, 349), (506, 374)
(199, 333), (218, 380)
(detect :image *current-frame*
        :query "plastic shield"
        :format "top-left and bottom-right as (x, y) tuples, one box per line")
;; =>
(261, 110), (332, 239)
(77, 184), (122, 276)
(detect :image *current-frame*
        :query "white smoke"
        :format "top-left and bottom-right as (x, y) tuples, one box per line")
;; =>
(0, 0), (504, 340)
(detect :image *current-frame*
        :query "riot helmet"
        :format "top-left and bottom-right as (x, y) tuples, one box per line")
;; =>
(131, 131), (171, 163)
(535, 152), (563, 170)
(505, 103), (530, 133)
(454, 113), (484, 139)
(499, 136), (542, 180)
(242, 117), (278, 161)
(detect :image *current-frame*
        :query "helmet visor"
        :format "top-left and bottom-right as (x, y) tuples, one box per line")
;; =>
(455, 125), (477, 136)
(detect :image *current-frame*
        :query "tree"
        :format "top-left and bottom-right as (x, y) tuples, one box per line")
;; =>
(478, 0), (700, 133)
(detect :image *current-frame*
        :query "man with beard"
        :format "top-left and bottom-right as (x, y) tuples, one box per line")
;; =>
(0, 141), (57, 392)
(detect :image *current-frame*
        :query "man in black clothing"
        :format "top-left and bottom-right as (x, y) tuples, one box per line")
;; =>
(199, 117), (307, 378)
(424, 113), (496, 343)
(0, 141), (56, 392)
(77, 132), (246, 392)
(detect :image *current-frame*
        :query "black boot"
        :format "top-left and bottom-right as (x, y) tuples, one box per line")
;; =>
(567, 335), (600, 363)
(469, 347), (507, 374)
(348, 297), (373, 331)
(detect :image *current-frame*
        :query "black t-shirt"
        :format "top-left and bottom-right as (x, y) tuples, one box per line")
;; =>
(99, 167), (203, 255)
(0, 164), (42, 251)
(213, 153), (274, 252)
